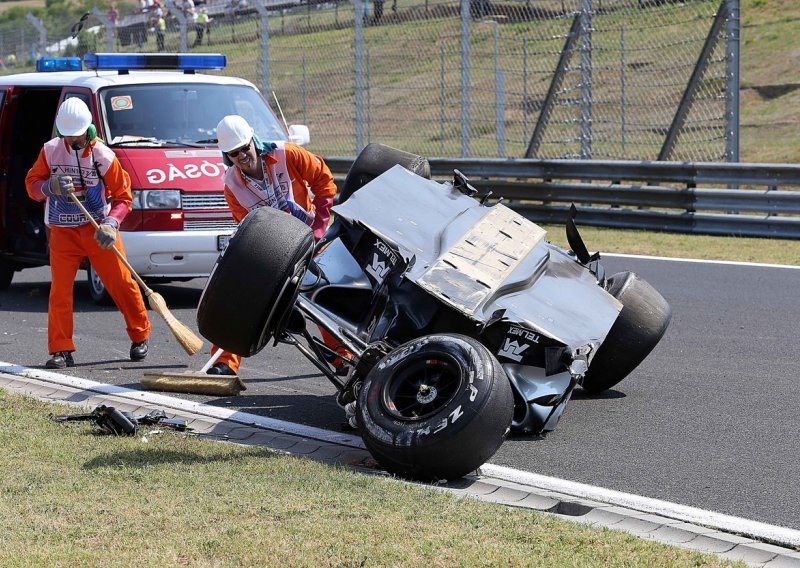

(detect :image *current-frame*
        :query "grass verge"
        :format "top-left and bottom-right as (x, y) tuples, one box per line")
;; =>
(540, 224), (800, 266)
(0, 391), (744, 567)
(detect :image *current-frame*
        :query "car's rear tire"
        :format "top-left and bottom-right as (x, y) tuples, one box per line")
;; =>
(87, 263), (115, 306)
(357, 334), (513, 481)
(581, 271), (672, 394)
(197, 207), (315, 356)
(338, 143), (431, 204)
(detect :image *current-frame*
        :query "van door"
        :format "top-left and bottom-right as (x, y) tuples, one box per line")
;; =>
(0, 86), (9, 255)
(3, 87), (63, 268)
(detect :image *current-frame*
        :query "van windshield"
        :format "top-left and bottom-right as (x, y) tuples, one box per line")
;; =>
(98, 83), (287, 146)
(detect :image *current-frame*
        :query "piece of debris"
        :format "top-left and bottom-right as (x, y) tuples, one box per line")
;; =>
(52, 405), (191, 436)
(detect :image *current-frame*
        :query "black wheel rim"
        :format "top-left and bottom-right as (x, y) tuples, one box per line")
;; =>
(382, 352), (464, 421)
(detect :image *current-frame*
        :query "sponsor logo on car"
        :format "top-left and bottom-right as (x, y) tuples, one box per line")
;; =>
(365, 238), (398, 285)
(498, 325), (540, 362)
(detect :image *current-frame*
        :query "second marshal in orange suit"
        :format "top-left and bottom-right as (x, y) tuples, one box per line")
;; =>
(207, 114), (343, 377)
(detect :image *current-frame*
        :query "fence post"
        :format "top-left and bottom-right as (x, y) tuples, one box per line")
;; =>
(579, 0), (593, 159)
(440, 41), (445, 156)
(354, 0), (365, 154)
(164, 0), (188, 53)
(302, 55), (308, 126)
(460, 0), (471, 158)
(252, 0), (269, 96)
(620, 24), (626, 154)
(486, 20), (505, 158)
(522, 38), (528, 149)
(24, 13), (47, 60)
(91, 8), (115, 52)
(525, 15), (581, 159)
(725, 0), (740, 163)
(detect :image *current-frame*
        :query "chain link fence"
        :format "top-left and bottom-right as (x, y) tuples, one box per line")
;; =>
(0, 0), (738, 162)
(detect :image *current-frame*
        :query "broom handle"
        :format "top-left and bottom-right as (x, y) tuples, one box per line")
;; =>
(67, 192), (154, 297)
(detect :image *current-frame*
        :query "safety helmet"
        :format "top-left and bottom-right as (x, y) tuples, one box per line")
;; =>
(56, 97), (93, 137)
(217, 115), (254, 153)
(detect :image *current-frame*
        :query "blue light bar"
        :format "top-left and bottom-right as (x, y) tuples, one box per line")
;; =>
(83, 53), (226, 71)
(36, 57), (82, 72)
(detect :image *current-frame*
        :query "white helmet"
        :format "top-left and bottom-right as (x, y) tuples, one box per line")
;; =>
(217, 115), (254, 153)
(56, 97), (92, 137)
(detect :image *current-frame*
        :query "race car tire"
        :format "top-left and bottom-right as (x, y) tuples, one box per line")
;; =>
(87, 263), (115, 306)
(356, 334), (514, 481)
(581, 271), (672, 394)
(197, 207), (315, 357)
(338, 143), (431, 204)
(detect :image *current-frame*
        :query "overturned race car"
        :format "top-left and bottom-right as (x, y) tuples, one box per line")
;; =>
(197, 144), (672, 482)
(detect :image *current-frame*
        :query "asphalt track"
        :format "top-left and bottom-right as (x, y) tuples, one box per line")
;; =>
(1, 255), (798, 531)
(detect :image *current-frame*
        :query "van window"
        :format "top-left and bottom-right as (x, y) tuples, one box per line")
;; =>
(97, 84), (287, 145)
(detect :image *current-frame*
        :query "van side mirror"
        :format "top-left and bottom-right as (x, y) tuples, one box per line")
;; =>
(288, 124), (310, 146)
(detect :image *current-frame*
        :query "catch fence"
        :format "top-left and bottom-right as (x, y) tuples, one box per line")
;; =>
(1, 0), (739, 161)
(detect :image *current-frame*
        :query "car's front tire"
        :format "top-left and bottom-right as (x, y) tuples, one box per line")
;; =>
(357, 334), (513, 481)
(197, 207), (315, 356)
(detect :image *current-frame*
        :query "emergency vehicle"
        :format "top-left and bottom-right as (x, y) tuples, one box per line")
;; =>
(0, 53), (309, 303)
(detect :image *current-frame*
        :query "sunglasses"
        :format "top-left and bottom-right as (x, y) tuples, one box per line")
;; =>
(227, 140), (252, 158)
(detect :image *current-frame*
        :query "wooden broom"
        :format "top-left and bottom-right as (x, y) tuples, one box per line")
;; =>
(67, 191), (204, 355)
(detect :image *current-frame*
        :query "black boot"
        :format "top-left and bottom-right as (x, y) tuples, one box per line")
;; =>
(130, 340), (149, 362)
(46, 351), (75, 369)
(206, 362), (236, 376)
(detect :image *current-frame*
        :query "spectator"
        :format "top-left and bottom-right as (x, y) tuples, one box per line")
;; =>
(156, 13), (166, 51)
(107, 3), (118, 26)
(6, 53), (16, 67)
(193, 7), (210, 47)
(373, 0), (385, 23)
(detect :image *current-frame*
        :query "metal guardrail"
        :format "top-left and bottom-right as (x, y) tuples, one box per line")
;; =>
(326, 157), (800, 239)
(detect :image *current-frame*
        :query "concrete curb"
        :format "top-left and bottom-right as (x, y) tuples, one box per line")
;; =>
(2, 363), (798, 567)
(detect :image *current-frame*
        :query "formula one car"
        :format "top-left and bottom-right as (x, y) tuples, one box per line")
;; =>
(197, 144), (672, 481)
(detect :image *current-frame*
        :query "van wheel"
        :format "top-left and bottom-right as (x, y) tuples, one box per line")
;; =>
(197, 207), (315, 356)
(87, 263), (115, 306)
(0, 260), (14, 289)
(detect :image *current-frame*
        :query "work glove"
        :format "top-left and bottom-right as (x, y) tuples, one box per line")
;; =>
(272, 189), (314, 226)
(94, 217), (119, 249)
(281, 200), (314, 227)
(42, 175), (75, 198)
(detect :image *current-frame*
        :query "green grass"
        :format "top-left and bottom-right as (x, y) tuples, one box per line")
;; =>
(0, 391), (744, 567)
(541, 224), (800, 266)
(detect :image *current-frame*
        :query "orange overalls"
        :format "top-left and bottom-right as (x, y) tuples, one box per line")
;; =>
(26, 138), (150, 355)
(212, 142), (342, 373)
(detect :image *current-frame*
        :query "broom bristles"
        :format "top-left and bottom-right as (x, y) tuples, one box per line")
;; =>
(141, 374), (246, 396)
(146, 291), (204, 355)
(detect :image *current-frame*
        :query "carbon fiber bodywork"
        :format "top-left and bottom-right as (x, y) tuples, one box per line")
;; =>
(300, 166), (623, 434)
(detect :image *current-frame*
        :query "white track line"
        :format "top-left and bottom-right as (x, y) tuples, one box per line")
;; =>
(603, 252), (800, 270)
(4, 361), (799, 548)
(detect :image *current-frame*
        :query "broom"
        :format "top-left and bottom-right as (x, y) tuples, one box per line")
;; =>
(141, 348), (247, 396)
(67, 190), (204, 355)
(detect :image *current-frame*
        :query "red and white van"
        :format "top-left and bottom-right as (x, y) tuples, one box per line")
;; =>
(0, 53), (309, 303)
